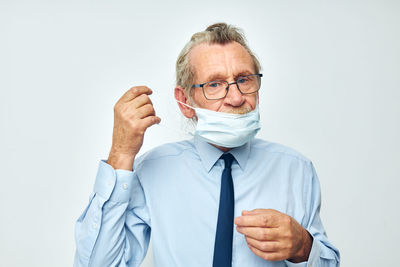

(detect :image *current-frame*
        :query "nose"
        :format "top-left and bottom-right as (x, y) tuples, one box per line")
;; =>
(225, 82), (245, 107)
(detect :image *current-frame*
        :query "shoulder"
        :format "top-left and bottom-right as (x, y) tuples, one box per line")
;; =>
(251, 138), (312, 164)
(251, 139), (318, 190)
(134, 139), (195, 169)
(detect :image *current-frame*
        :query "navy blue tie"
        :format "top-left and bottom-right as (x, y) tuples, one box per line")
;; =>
(212, 153), (235, 267)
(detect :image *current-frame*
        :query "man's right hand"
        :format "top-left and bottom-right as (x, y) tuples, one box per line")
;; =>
(107, 86), (161, 171)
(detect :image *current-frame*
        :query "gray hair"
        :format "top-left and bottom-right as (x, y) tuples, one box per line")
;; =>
(175, 22), (261, 101)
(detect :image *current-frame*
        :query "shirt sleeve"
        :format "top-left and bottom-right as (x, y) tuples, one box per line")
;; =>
(74, 160), (151, 267)
(285, 161), (341, 267)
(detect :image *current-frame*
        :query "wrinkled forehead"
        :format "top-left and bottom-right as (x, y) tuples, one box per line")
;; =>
(189, 41), (255, 83)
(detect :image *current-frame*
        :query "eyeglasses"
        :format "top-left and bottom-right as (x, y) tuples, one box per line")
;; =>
(192, 74), (263, 100)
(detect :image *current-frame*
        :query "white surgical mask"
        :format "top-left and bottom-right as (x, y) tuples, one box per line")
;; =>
(176, 100), (261, 148)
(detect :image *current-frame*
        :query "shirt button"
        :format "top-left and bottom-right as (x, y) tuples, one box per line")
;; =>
(92, 223), (98, 229)
(122, 183), (128, 190)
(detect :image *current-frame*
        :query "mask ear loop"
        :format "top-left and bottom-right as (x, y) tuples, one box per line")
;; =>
(176, 100), (196, 110)
(153, 99), (196, 137)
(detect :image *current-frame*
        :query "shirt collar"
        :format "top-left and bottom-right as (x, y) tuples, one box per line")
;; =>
(193, 135), (251, 172)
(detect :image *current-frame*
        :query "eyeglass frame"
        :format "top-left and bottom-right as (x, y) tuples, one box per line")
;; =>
(192, 73), (263, 100)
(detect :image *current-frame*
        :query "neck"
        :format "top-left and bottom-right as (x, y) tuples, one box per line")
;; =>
(212, 143), (232, 152)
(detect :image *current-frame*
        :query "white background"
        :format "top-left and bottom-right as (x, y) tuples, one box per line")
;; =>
(1, 0), (399, 266)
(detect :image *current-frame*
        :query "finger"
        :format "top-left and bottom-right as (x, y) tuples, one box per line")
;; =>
(235, 213), (279, 228)
(131, 93), (153, 109)
(140, 115), (161, 129)
(248, 244), (284, 261)
(236, 226), (278, 241)
(135, 104), (156, 119)
(119, 86), (153, 103)
(245, 236), (280, 253)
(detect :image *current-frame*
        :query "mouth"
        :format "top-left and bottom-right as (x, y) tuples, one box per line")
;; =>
(221, 106), (252, 114)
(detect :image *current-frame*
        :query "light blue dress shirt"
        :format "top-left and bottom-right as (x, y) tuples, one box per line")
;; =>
(74, 136), (340, 266)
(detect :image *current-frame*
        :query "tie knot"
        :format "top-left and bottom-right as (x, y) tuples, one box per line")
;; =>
(221, 153), (235, 169)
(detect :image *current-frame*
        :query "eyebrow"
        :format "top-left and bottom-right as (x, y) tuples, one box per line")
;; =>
(203, 70), (254, 83)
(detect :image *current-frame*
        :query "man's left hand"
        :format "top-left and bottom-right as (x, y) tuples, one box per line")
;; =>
(234, 209), (312, 263)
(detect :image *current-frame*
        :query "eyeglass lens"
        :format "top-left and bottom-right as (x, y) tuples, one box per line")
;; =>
(203, 75), (261, 100)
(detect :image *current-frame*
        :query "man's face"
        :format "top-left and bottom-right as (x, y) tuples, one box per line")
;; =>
(189, 41), (258, 114)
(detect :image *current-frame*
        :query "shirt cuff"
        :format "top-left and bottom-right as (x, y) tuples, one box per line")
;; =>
(93, 160), (135, 203)
(284, 232), (321, 267)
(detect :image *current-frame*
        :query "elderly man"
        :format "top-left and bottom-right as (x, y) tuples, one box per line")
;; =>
(74, 23), (340, 267)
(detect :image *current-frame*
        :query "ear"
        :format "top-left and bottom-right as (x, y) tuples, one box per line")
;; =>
(175, 86), (195, 119)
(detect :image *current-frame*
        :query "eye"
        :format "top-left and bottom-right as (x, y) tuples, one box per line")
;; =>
(207, 81), (224, 88)
(237, 77), (249, 84)
(209, 82), (220, 88)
